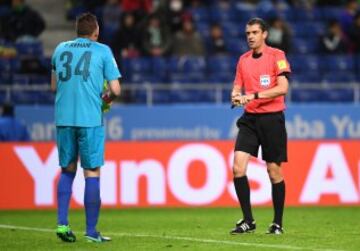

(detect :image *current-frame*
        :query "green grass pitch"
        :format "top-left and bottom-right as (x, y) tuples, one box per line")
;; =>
(0, 207), (359, 251)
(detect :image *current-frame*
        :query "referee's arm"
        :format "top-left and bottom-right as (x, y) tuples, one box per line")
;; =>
(255, 74), (289, 100)
(50, 70), (57, 92)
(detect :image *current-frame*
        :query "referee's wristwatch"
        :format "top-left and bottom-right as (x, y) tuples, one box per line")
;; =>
(254, 92), (259, 99)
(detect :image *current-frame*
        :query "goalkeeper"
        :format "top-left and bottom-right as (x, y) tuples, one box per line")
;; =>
(50, 13), (121, 243)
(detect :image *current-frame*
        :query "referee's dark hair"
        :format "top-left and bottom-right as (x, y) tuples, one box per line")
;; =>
(247, 17), (268, 32)
(76, 12), (98, 36)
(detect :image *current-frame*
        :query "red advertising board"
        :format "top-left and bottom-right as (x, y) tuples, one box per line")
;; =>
(0, 141), (359, 209)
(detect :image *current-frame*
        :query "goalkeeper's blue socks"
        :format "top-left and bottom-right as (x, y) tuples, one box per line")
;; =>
(57, 171), (76, 225)
(84, 177), (101, 237)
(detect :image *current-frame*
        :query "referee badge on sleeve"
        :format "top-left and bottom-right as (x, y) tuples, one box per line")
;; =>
(260, 75), (270, 87)
(277, 60), (287, 70)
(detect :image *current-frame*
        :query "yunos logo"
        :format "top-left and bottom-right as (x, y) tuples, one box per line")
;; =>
(13, 142), (360, 207)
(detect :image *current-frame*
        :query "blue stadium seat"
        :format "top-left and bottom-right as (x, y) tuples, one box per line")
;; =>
(207, 55), (236, 73)
(292, 38), (317, 54)
(151, 57), (169, 83)
(324, 88), (354, 102)
(210, 6), (237, 22)
(152, 90), (172, 104)
(225, 38), (248, 55)
(320, 7), (342, 21)
(37, 91), (55, 104)
(121, 57), (152, 83)
(15, 41), (43, 56)
(322, 72), (356, 84)
(30, 75), (50, 85)
(291, 22), (324, 38)
(169, 56), (206, 74)
(287, 55), (320, 72)
(0, 91), (7, 102)
(195, 22), (210, 39)
(221, 21), (242, 38)
(291, 88), (354, 102)
(170, 73), (206, 83)
(0, 73), (12, 85)
(11, 90), (42, 104)
(290, 71), (322, 83)
(129, 73), (158, 84)
(0, 59), (12, 72)
(320, 55), (355, 71)
(12, 74), (30, 85)
(189, 7), (210, 23)
(207, 72), (233, 84)
(170, 89), (215, 103)
(291, 7), (323, 21)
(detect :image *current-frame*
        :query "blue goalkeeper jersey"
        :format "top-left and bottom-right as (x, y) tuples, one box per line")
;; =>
(51, 37), (121, 127)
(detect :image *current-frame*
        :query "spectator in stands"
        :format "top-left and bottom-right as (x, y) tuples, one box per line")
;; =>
(161, 0), (186, 33)
(266, 17), (292, 54)
(140, 13), (172, 57)
(101, 0), (122, 42)
(112, 12), (141, 60)
(2, 0), (45, 42)
(339, 0), (359, 36)
(349, 12), (360, 52)
(206, 23), (228, 55)
(0, 103), (30, 141)
(121, 0), (153, 22)
(320, 20), (348, 54)
(172, 16), (204, 56)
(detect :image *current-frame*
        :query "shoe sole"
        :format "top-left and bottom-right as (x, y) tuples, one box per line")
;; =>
(230, 230), (255, 235)
(56, 232), (76, 242)
(85, 236), (111, 243)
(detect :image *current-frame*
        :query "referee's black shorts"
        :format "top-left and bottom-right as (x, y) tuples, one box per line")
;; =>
(234, 111), (287, 164)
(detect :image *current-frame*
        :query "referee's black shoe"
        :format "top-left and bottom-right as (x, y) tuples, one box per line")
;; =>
(266, 223), (284, 234)
(230, 219), (256, 234)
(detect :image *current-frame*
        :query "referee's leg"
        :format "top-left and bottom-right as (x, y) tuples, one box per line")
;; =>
(267, 162), (285, 231)
(233, 151), (254, 223)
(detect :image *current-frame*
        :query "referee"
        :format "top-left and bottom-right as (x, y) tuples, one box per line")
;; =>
(230, 17), (291, 235)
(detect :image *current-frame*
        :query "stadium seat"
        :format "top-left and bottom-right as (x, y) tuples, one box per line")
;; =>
(0, 73), (12, 85)
(320, 55), (355, 72)
(151, 57), (169, 83)
(195, 21), (210, 39)
(292, 38), (317, 54)
(12, 74), (30, 85)
(320, 7), (342, 21)
(169, 56), (206, 74)
(207, 72), (233, 84)
(207, 55), (236, 72)
(11, 90), (41, 104)
(30, 75), (50, 85)
(291, 22), (324, 38)
(209, 6), (237, 22)
(122, 57), (151, 73)
(322, 72), (356, 84)
(169, 73), (206, 84)
(291, 88), (354, 102)
(290, 71), (322, 83)
(0, 58), (12, 72)
(15, 41), (43, 56)
(189, 7), (210, 23)
(221, 21), (242, 38)
(225, 38), (248, 55)
(287, 55), (320, 72)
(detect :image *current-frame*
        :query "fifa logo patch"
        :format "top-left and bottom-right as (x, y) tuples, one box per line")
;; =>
(277, 60), (287, 70)
(260, 75), (270, 87)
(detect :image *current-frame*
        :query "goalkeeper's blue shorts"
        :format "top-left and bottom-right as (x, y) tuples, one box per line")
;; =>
(56, 126), (105, 169)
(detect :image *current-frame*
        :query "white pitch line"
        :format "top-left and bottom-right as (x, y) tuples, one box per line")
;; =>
(0, 224), (344, 251)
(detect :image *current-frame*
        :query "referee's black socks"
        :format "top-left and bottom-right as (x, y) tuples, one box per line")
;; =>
(272, 180), (285, 227)
(234, 176), (254, 222)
